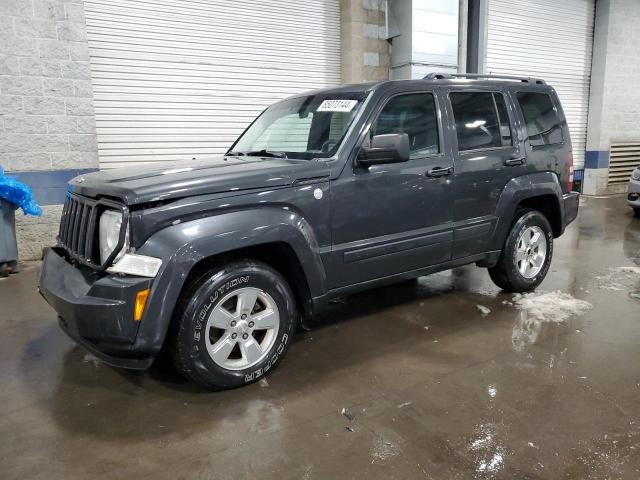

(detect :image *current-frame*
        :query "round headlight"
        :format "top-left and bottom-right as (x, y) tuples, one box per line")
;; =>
(99, 210), (125, 264)
(632, 168), (640, 181)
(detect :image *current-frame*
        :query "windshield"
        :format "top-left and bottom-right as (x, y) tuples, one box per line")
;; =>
(229, 92), (368, 160)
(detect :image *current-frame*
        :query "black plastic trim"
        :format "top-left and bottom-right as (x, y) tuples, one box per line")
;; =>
(57, 195), (129, 271)
(57, 317), (154, 370)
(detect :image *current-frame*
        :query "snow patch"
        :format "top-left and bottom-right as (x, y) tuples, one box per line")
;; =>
(595, 266), (640, 290)
(476, 305), (491, 316)
(468, 424), (508, 476)
(512, 291), (592, 323)
(616, 266), (640, 275)
(371, 436), (400, 464)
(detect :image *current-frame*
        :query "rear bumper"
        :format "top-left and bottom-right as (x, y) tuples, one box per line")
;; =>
(562, 191), (580, 227)
(39, 247), (155, 369)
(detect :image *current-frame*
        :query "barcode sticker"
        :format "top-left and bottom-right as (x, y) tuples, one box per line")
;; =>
(317, 99), (358, 112)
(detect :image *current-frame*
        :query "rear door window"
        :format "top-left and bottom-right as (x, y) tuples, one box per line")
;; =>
(450, 92), (512, 151)
(516, 92), (563, 146)
(371, 93), (440, 158)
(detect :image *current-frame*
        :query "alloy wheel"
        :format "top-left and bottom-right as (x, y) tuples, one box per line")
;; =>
(204, 287), (280, 370)
(515, 225), (547, 279)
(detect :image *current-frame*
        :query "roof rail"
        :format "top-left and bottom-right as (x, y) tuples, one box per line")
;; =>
(423, 72), (546, 85)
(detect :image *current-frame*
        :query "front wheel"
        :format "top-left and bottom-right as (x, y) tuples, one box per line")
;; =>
(488, 209), (553, 292)
(170, 260), (297, 389)
(634, 208), (640, 218)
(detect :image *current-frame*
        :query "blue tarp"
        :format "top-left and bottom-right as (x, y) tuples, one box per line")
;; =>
(0, 166), (42, 216)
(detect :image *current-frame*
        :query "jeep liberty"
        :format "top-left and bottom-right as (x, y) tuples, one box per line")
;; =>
(39, 73), (579, 389)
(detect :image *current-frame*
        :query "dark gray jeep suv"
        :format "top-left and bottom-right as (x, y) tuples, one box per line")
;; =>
(39, 73), (579, 389)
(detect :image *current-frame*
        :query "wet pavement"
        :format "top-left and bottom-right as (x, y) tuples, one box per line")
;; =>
(1, 195), (640, 479)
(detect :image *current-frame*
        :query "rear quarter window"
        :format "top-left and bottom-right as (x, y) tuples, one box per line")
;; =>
(516, 92), (563, 146)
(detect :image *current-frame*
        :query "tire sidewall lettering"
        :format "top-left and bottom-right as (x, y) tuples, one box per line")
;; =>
(243, 331), (290, 383)
(192, 275), (250, 344)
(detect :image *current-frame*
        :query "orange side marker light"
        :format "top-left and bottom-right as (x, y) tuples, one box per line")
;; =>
(134, 288), (150, 322)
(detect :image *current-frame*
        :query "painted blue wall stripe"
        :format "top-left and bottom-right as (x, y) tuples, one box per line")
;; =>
(584, 150), (609, 169)
(5, 168), (99, 206)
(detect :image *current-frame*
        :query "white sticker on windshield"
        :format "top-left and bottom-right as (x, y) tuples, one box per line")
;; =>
(317, 99), (358, 112)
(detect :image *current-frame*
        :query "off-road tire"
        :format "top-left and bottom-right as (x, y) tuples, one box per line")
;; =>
(488, 209), (553, 293)
(170, 260), (297, 389)
(634, 208), (640, 218)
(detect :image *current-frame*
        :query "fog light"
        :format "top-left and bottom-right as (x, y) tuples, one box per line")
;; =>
(134, 288), (150, 322)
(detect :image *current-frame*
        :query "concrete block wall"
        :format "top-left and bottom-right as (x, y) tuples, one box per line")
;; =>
(584, 0), (640, 195)
(0, 0), (98, 260)
(341, 0), (390, 83)
(388, 0), (460, 80)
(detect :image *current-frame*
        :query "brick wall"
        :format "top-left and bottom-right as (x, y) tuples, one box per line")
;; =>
(595, 0), (640, 148)
(0, 0), (98, 259)
(341, 0), (390, 83)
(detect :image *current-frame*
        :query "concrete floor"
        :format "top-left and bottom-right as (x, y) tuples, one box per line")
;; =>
(1, 195), (640, 479)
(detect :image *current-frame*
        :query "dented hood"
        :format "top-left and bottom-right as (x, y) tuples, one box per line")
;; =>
(69, 156), (330, 205)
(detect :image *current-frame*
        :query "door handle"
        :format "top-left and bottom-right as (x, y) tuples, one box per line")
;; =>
(426, 166), (453, 178)
(504, 156), (526, 166)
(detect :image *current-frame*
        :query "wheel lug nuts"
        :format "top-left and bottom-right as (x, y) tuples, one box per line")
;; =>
(241, 314), (247, 320)
(248, 321), (254, 328)
(231, 333), (237, 339)
(230, 320), (236, 327)
(242, 333), (248, 340)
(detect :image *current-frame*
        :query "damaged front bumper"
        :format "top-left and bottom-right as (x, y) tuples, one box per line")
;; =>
(39, 247), (155, 370)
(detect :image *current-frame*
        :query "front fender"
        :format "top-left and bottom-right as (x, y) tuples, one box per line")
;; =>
(490, 171), (564, 251)
(132, 207), (326, 355)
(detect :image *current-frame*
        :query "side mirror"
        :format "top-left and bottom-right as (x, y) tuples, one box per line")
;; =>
(357, 133), (410, 167)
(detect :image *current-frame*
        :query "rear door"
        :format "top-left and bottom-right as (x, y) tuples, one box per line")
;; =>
(513, 89), (571, 190)
(444, 86), (525, 258)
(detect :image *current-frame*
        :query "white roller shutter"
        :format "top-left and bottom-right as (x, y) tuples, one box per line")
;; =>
(84, 0), (341, 169)
(485, 0), (595, 169)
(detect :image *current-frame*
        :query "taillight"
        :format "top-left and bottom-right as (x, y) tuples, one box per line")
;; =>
(567, 149), (574, 192)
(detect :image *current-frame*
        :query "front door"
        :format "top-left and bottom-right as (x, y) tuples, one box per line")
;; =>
(325, 89), (454, 289)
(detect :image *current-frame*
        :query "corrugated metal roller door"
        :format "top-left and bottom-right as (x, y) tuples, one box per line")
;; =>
(84, 0), (341, 169)
(485, 0), (595, 169)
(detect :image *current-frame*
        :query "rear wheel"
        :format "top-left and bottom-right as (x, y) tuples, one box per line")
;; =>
(170, 260), (297, 389)
(488, 209), (553, 292)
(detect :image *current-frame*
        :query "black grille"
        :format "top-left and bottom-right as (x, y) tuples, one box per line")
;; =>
(57, 195), (127, 269)
(58, 194), (98, 262)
